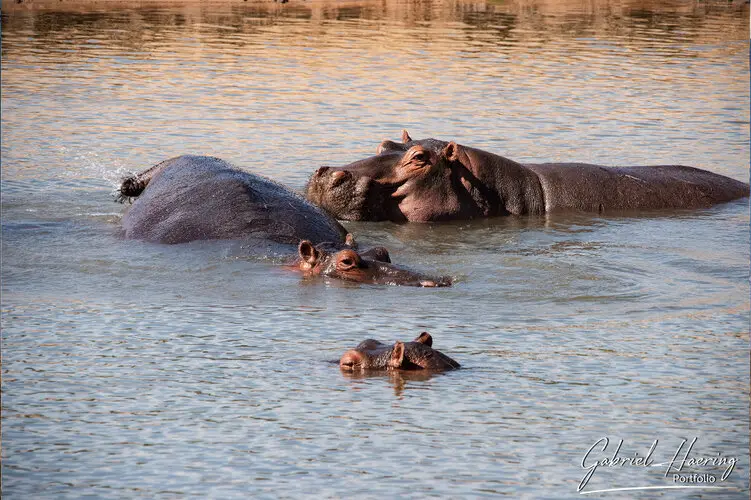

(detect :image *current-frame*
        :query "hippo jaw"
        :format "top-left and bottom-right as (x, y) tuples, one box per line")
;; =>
(339, 332), (460, 371)
(296, 241), (451, 287)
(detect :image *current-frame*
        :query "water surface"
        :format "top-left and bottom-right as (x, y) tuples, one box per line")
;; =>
(2, 0), (749, 497)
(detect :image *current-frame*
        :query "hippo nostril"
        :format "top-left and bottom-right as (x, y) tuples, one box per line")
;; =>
(315, 166), (331, 178)
(330, 170), (349, 188)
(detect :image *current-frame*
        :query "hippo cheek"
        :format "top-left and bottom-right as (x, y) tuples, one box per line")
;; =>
(391, 181), (436, 222)
(393, 193), (439, 223)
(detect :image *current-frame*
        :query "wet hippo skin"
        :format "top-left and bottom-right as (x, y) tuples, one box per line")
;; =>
(306, 130), (750, 222)
(116, 155), (451, 286)
(339, 332), (460, 371)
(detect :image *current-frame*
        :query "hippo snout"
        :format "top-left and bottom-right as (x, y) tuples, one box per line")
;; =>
(419, 279), (448, 288)
(313, 167), (354, 189)
(339, 350), (363, 370)
(365, 260), (452, 287)
(329, 170), (351, 188)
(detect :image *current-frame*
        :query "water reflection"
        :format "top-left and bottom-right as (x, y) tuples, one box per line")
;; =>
(340, 367), (450, 396)
(3, 0), (748, 47)
(1, 0), (748, 497)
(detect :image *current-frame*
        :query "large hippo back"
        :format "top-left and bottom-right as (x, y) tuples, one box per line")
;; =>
(122, 155), (348, 245)
(525, 163), (750, 213)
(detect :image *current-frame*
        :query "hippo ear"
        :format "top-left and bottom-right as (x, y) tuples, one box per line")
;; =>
(414, 332), (433, 346)
(298, 240), (320, 265)
(401, 130), (413, 143)
(442, 141), (461, 162)
(389, 341), (405, 368)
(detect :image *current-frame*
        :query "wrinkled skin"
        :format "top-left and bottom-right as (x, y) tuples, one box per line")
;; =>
(117, 155), (451, 287)
(339, 332), (460, 371)
(306, 130), (751, 222)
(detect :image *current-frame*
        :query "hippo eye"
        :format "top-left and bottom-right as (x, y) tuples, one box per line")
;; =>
(339, 257), (355, 268)
(411, 151), (426, 161)
(337, 256), (362, 271)
(336, 250), (361, 271)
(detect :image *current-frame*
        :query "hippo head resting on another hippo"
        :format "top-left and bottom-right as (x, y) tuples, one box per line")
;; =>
(339, 332), (460, 371)
(118, 154), (451, 287)
(307, 130), (750, 221)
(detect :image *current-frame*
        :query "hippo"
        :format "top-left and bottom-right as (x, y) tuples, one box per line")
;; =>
(116, 155), (451, 286)
(339, 332), (460, 371)
(306, 130), (750, 222)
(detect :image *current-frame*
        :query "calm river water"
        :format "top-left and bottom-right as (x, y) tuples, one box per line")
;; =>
(1, 0), (749, 497)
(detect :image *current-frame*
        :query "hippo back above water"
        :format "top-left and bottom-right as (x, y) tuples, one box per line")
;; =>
(306, 131), (750, 222)
(121, 155), (347, 245)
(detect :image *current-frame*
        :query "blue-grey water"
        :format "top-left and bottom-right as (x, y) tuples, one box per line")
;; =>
(1, 1), (749, 498)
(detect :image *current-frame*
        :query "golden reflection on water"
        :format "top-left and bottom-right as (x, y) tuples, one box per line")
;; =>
(3, 0), (748, 188)
(5, 0), (749, 46)
(1, 1), (749, 497)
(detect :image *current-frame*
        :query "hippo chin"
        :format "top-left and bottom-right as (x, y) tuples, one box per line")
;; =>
(117, 155), (451, 287)
(306, 130), (750, 222)
(339, 332), (460, 371)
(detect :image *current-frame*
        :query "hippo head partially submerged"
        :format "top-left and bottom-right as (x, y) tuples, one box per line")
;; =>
(293, 240), (451, 287)
(339, 332), (460, 371)
(306, 131), (464, 222)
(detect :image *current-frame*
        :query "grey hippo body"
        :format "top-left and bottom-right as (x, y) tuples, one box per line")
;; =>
(117, 155), (450, 286)
(121, 155), (346, 244)
(306, 131), (750, 222)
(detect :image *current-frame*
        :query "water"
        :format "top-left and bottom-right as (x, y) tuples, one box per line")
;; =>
(1, 0), (749, 497)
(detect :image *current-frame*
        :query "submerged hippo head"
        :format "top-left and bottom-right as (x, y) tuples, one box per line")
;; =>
(339, 332), (460, 371)
(293, 240), (451, 287)
(307, 131), (474, 222)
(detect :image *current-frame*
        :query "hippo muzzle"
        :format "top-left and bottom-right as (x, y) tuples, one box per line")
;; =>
(306, 149), (413, 222)
(307, 166), (385, 221)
